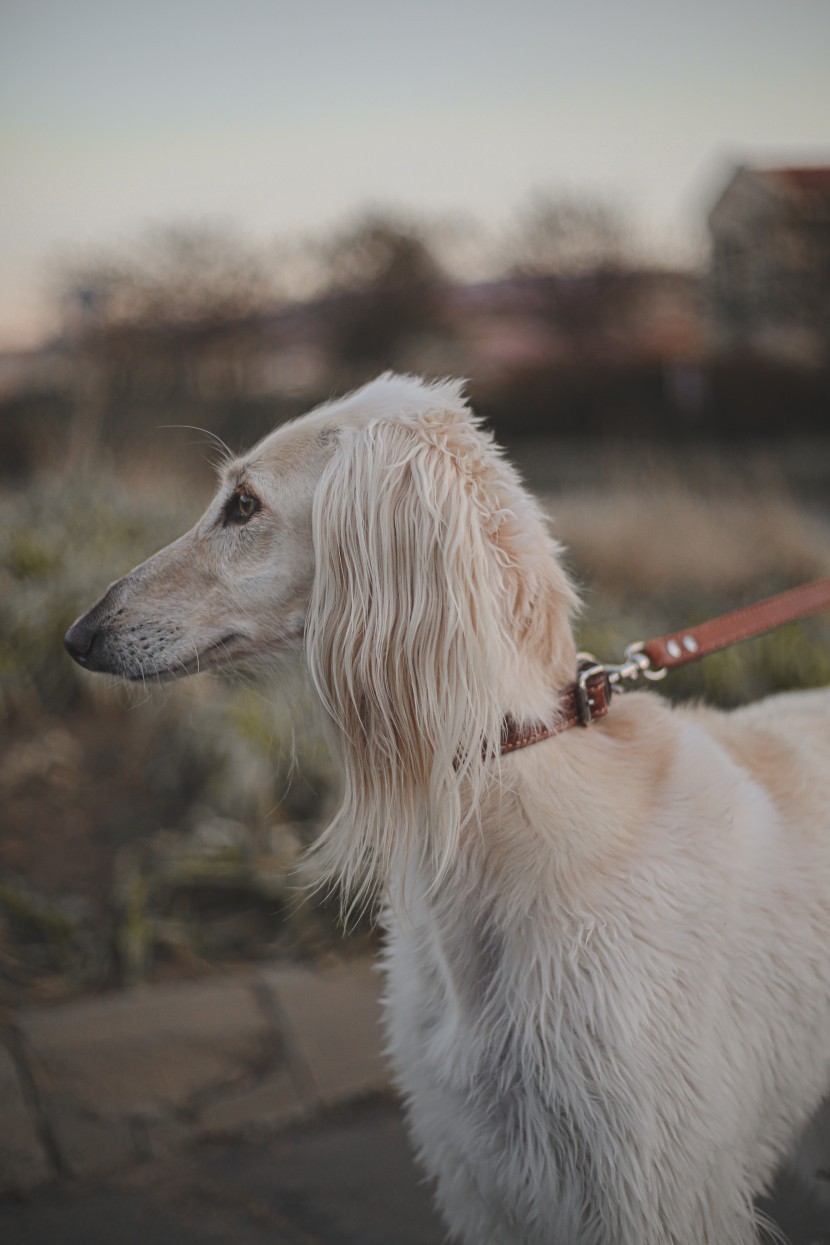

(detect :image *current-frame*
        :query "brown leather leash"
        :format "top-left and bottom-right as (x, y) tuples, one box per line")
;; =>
(500, 578), (830, 755)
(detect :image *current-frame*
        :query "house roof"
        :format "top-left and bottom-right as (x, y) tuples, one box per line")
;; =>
(709, 164), (830, 230)
(764, 166), (830, 201)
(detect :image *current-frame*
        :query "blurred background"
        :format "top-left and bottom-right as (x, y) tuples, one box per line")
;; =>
(1, 0), (829, 1011)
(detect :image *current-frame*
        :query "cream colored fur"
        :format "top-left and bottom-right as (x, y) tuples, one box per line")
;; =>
(67, 374), (830, 1244)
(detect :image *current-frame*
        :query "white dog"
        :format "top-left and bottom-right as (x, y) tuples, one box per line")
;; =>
(66, 374), (830, 1244)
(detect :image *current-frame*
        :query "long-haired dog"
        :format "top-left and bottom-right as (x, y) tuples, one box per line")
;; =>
(66, 374), (830, 1244)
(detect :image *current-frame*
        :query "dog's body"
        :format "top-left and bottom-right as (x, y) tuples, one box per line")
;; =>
(66, 375), (830, 1244)
(385, 687), (830, 1244)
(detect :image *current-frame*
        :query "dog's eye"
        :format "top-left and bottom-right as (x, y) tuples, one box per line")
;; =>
(224, 490), (261, 525)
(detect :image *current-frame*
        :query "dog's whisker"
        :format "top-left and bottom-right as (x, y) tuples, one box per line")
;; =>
(158, 423), (234, 466)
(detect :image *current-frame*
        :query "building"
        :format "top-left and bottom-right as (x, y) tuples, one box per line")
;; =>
(708, 165), (830, 364)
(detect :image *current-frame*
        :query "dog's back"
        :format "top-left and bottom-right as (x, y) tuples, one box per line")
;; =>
(701, 685), (830, 833)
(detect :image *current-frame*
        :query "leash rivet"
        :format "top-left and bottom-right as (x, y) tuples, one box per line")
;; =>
(682, 635), (699, 653)
(667, 639), (682, 658)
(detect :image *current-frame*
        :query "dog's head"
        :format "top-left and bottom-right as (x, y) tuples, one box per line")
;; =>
(64, 409), (328, 681)
(66, 373), (577, 896)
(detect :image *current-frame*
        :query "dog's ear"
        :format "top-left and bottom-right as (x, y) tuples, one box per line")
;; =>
(305, 414), (520, 906)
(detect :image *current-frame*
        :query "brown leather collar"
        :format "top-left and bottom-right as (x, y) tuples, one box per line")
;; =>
(500, 664), (612, 754)
(500, 578), (830, 756)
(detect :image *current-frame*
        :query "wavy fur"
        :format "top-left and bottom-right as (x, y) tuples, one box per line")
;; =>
(305, 383), (577, 907)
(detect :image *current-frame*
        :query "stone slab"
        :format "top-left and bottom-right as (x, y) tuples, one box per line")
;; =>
(199, 1066), (307, 1138)
(141, 1116), (194, 1163)
(259, 960), (391, 1107)
(0, 1099), (444, 1245)
(0, 1042), (52, 1194)
(19, 976), (275, 1115)
(47, 1106), (138, 1180)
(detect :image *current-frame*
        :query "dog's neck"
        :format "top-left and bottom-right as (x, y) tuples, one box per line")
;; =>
(494, 545), (580, 730)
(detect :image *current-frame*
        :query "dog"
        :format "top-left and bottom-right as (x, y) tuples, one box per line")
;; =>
(66, 373), (830, 1243)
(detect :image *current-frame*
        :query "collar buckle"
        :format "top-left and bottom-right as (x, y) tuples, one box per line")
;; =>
(575, 661), (612, 726)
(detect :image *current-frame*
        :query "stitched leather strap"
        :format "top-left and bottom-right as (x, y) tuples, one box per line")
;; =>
(642, 578), (830, 671)
(499, 577), (830, 755)
(500, 666), (612, 753)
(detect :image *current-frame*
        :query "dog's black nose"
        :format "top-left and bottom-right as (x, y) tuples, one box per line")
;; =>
(64, 619), (98, 665)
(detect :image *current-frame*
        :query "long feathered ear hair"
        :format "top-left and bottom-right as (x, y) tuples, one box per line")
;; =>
(304, 384), (577, 911)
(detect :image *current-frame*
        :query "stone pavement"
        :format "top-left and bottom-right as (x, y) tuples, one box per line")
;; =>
(0, 959), (390, 1195)
(0, 1097), (444, 1245)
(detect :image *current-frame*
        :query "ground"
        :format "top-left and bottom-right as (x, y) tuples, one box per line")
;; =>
(2, 1096), (829, 1245)
(0, 1098), (443, 1245)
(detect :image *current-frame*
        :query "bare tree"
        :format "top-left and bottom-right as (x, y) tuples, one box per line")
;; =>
(319, 212), (450, 369)
(513, 193), (632, 276)
(56, 225), (279, 461)
(511, 193), (637, 354)
(60, 223), (276, 332)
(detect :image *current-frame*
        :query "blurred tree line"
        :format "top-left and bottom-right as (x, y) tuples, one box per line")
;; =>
(3, 192), (830, 480)
(44, 211), (460, 470)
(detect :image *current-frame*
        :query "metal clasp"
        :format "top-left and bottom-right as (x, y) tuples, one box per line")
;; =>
(619, 642), (669, 683)
(575, 642), (667, 726)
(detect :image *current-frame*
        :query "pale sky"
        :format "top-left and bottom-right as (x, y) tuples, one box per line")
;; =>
(2, 0), (829, 348)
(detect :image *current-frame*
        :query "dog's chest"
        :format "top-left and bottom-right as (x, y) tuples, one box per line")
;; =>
(376, 889), (774, 1245)
(378, 909), (619, 1242)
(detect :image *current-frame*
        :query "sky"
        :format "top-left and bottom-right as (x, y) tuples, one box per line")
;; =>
(1, 0), (829, 348)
